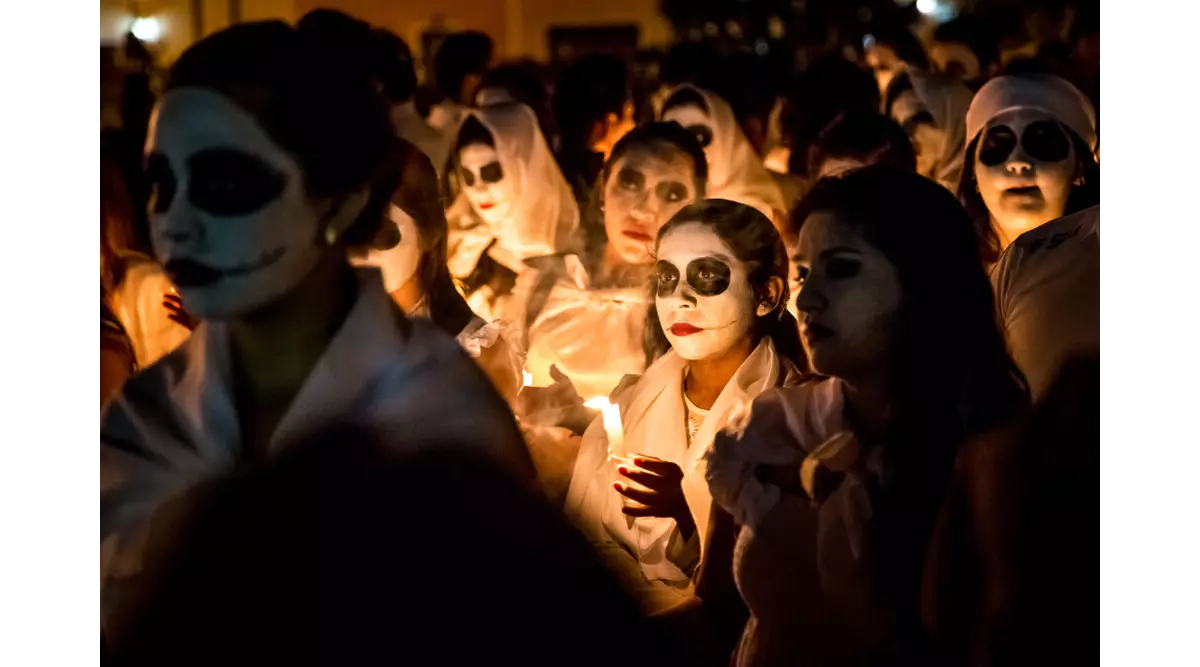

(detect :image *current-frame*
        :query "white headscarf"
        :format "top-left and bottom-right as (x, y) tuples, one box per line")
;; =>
(966, 74), (1097, 152)
(891, 70), (975, 192)
(446, 103), (580, 277)
(660, 85), (786, 222)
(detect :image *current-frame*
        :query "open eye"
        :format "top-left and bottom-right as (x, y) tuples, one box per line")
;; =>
(655, 260), (680, 297)
(659, 181), (688, 203)
(686, 124), (714, 148)
(978, 125), (1018, 167)
(687, 257), (732, 296)
(617, 167), (645, 191)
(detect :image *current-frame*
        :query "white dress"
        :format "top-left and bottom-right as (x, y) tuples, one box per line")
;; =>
(564, 338), (800, 614)
(101, 268), (532, 595)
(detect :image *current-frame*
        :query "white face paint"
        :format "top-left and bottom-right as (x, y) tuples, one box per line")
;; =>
(973, 108), (1077, 242)
(458, 143), (517, 229)
(350, 205), (422, 293)
(662, 104), (716, 172)
(655, 222), (757, 361)
(145, 87), (347, 320)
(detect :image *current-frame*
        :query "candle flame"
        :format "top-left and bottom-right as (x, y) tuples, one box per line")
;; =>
(522, 370), (533, 387)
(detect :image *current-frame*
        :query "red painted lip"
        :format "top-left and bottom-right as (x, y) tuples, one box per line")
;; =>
(622, 230), (652, 242)
(670, 322), (703, 336)
(478, 202), (496, 210)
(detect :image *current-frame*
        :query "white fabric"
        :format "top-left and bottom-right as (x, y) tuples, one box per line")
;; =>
(991, 205), (1099, 400)
(966, 74), (1097, 150)
(101, 268), (531, 576)
(507, 254), (649, 400)
(564, 337), (800, 594)
(901, 70), (974, 192)
(660, 84), (786, 221)
(109, 253), (191, 368)
(391, 102), (452, 177)
(445, 104), (580, 278)
(706, 377), (845, 529)
(348, 204), (421, 293)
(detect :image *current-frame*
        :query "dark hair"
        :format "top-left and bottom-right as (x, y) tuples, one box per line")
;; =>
(661, 86), (709, 117)
(581, 122), (709, 259)
(389, 139), (476, 337)
(554, 54), (630, 153)
(101, 153), (137, 298)
(932, 15), (999, 73)
(433, 31), (494, 102)
(644, 199), (804, 370)
(806, 110), (916, 178)
(871, 24), (930, 71)
(786, 54), (881, 177)
(793, 167), (1028, 616)
(104, 428), (670, 666)
(370, 28), (417, 104)
(454, 115), (495, 152)
(957, 126), (1099, 264)
(165, 13), (395, 248)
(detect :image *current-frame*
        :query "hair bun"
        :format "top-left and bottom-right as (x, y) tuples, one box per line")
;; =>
(295, 9), (377, 89)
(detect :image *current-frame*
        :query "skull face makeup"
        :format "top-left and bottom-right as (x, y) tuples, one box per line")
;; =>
(604, 147), (698, 265)
(655, 222), (758, 361)
(973, 108), (1077, 240)
(459, 143), (518, 230)
(350, 205), (422, 293)
(145, 87), (361, 320)
(662, 105), (715, 169)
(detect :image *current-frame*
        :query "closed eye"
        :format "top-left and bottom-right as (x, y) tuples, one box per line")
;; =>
(826, 257), (861, 279)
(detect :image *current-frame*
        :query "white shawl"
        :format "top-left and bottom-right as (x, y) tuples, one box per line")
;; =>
(445, 103), (580, 279)
(660, 84), (786, 222)
(565, 337), (799, 590)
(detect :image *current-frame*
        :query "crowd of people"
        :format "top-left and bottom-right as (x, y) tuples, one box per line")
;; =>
(100, 5), (1099, 665)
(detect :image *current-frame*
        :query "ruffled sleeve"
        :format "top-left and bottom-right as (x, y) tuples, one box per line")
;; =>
(706, 388), (807, 528)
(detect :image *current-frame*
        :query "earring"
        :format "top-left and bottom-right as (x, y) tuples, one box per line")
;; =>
(1073, 175), (1085, 187)
(324, 225), (340, 246)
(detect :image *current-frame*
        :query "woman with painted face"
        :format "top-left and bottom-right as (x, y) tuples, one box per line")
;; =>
(511, 122), (708, 404)
(509, 123), (706, 502)
(884, 70), (974, 193)
(660, 85), (787, 231)
(445, 103), (580, 320)
(959, 74), (1099, 264)
(101, 16), (532, 611)
(351, 139), (523, 403)
(705, 168), (1029, 666)
(564, 199), (804, 621)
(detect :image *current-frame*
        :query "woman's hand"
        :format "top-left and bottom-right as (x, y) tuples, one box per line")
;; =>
(615, 455), (696, 539)
(162, 291), (198, 331)
(515, 365), (592, 433)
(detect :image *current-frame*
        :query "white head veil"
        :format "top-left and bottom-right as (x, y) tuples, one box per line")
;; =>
(890, 70), (975, 192)
(446, 103), (580, 276)
(660, 84), (786, 221)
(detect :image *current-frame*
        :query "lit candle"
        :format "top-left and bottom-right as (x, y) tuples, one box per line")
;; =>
(584, 397), (625, 458)
(522, 370), (533, 387)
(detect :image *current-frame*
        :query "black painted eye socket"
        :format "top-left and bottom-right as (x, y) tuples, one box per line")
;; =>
(659, 181), (688, 203)
(480, 161), (504, 183)
(979, 121), (1071, 167)
(461, 167), (476, 187)
(187, 148), (286, 217)
(687, 257), (732, 296)
(1021, 120), (1071, 164)
(655, 260), (680, 297)
(686, 124), (714, 148)
(618, 167), (645, 191)
(145, 152), (177, 214)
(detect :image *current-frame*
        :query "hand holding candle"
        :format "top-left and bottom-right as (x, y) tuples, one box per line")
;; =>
(611, 454), (694, 538)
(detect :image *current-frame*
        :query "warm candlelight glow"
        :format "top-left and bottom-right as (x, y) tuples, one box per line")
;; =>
(584, 396), (625, 457)
(522, 370), (533, 387)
